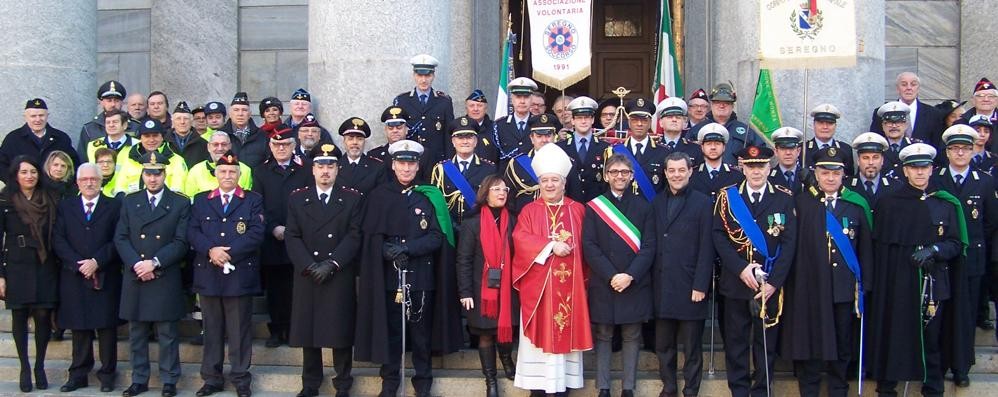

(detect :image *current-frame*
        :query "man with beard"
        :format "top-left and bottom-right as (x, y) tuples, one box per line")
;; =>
(846, 132), (898, 210)
(870, 72), (944, 147)
(689, 123), (744, 202)
(79, 80), (138, 155)
(606, 98), (668, 201)
(370, 106), (411, 163)
(183, 131), (253, 197)
(877, 101), (916, 174)
(768, 127), (806, 194)
(432, 116), (496, 227)
(125, 93), (147, 123)
(110, 119), (186, 196)
(336, 117), (385, 195)
(295, 114), (340, 163)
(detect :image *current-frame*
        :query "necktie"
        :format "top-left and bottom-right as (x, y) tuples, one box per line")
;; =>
(890, 143), (900, 153)
(578, 137), (588, 160)
(222, 194), (230, 213)
(864, 180), (875, 195)
(710, 170), (719, 180)
(110, 141), (120, 151)
(667, 141), (676, 150)
(821, 143), (830, 149)
(751, 192), (762, 204)
(85, 202), (94, 221)
(955, 174), (964, 185)
(635, 143), (644, 159)
(784, 170), (795, 185)
(149, 195), (157, 210)
(826, 196), (835, 211)
(319, 192), (328, 205)
(419, 94), (428, 105)
(517, 121), (526, 135)
(460, 160), (469, 173)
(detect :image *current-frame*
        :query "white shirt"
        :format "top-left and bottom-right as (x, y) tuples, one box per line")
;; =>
(513, 113), (530, 129)
(82, 196), (99, 214)
(316, 185), (333, 203)
(146, 190), (164, 208)
(218, 187), (236, 203)
(824, 193), (838, 209)
(901, 97), (919, 131)
(746, 184), (766, 203)
(814, 137), (834, 148)
(631, 136), (651, 156)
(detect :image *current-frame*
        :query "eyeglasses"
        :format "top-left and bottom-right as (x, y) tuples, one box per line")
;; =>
(96, 160), (114, 165)
(974, 93), (998, 99)
(946, 146), (973, 153)
(606, 169), (634, 176)
(489, 186), (510, 192)
(77, 177), (100, 183)
(689, 104), (709, 109)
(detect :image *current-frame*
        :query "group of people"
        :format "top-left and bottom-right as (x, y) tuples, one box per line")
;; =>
(0, 51), (995, 397)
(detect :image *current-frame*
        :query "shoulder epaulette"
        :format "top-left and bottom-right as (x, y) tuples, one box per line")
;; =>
(368, 155), (384, 163)
(290, 186), (311, 196)
(340, 186), (361, 196)
(972, 171), (980, 180)
(435, 90), (449, 98)
(173, 191), (190, 200)
(90, 139), (106, 148)
(480, 158), (495, 165)
(773, 184), (794, 195)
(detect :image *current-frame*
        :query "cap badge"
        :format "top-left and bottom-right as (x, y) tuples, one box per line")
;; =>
(352, 118), (364, 128)
(540, 114), (548, 123)
(34, 100), (41, 106)
(636, 98), (645, 107)
(209, 103), (218, 110)
(144, 120), (155, 128)
(748, 146), (760, 157)
(321, 144), (335, 156)
(828, 147), (837, 156)
(390, 107), (402, 117)
(226, 154), (234, 163)
(460, 118), (468, 126)
(149, 153), (158, 164)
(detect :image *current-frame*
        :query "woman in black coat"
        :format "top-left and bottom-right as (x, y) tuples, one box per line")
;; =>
(456, 175), (518, 397)
(0, 155), (60, 392)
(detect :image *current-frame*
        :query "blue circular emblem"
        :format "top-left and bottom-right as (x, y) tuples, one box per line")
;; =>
(736, 127), (746, 135)
(544, 19), (578, 60)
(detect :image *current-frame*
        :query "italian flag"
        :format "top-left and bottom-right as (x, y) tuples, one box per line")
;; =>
(587, 196), (642, 253)
(652, 0), (683, 134)
(495, 29), (515, 119)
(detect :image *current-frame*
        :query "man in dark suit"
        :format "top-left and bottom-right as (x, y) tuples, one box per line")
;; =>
(0, 98), (79, 184)
(393, 54), (455, 177)
(846, 132), (898, 211)
(803, 104), (854, 175)
(337, 117), (386, 195)
(431, 116), (496, 227)
(869, 72), (944, 148)
(558, 96), (609, 203)
(113, 152), (191, 397)
(285, 145), (364, 397)
(52, 163), (123, 393)
(768, 127), (806, 195)
(188, 152), (265, 397)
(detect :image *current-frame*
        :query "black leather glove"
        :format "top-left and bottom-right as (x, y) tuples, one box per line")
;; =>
(383, 242), (408, 260)
(311, 260), (338, 284)
(911, 246), (936, 269)
(302, 262), (320, 277)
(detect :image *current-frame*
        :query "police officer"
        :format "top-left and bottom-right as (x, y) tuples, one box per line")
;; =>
(846, 132), (898, 209)
(558, 96), (608, 203)
(456, 89), (499, 163)
(78, 80), (138, 155)
(110, 118), (187, 196)
(493, 77), (539, 161)
(252, 127), (310, 348)
(83, 109), (135, 163)
(431, 116), (497, 227)
(370, 106), (411, 163)
(687, 83), (767, 164)
(804, 104), (855, 175)
(285, 145), (364, 397)
(769, 127), (806, 194)
(113, 152), (191, 397)
(689, 123), (744, 202)
(607, 98), (668, 201)
(877, 101), (915, 173)
(394, 54), (454, 176)
(184, 131), (253, 197)
(0, 98), (80, 185)
(165, 101), (210, 168)
(337, 117), (386, 195)
(504, 114), (557, 213)
(657, 97), (704, 163)
(932, 125), (998, 387)
(188, 152), (265, 397)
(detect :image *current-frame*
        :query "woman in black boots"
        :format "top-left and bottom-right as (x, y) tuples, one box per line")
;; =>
(0, 155), (60, 392)
(457, 175), (519, 397)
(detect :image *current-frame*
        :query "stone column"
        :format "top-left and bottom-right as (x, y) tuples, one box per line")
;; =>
(711, 1), (885, 143)
(960, 0), (998, 96)
(308, 0), (472, 148)
(0, 1), (96, 138)
(151, 0), (238, 108)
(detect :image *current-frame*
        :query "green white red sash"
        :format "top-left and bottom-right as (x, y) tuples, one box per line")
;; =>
(587, 195), (641, 253)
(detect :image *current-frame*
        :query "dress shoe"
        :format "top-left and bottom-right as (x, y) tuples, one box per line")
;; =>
(265, 334), (282, 348)
(161, 383), (177, 397)
(237, 386), (252, 397)
(979, 319), (995, 330)
(196, 384), (224, 396)
(61, 378), (89, 392)
(101, 383), (115, 393)
(122, 383), (149, 396)
(598, 389), (611, 397)
(620, 390), (634, 397)
(296, 387), (319, 397)
(52, 328), (66, 341)
(19, 368), (32, 393)
(954, 373), (971, 388)
(35, 367), (48, 389)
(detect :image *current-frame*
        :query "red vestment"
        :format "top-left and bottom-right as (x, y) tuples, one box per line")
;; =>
(512, 197), (593, 354)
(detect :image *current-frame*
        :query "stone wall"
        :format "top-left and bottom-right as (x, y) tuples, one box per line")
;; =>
(884, 0), (961, 103)
(97, 0), (150, 109)
(238, 0), (309, 114)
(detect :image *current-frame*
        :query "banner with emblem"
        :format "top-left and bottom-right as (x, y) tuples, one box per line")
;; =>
(527, 1), (593, 90)
(759, 0), (856, 69)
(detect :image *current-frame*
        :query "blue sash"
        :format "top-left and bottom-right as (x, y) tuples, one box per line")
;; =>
(724, 186), (781, 273)
(441, 160), (476, 210)
(825, 209), (864, 315)
(612, 145), (656, 202)
(514, 154), (538, 183)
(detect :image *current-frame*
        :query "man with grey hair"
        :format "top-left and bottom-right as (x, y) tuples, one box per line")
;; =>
(125, 93), (147, 124)
(870, 72), (944, 147)
(183, 131), (253, 197)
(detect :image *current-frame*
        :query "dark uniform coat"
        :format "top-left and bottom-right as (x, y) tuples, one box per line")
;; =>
(846, 174), (898, 211)
(492, 114), (533, 161)
(431, 155), (496, 227)
(394, 88), (454, 176)
(883, 137), (915, 176)
(803, 139), (855, 176)
(559, 134), (609, 203)
(455, 211), (518, 330)
(188, 188), (265, 297)
(445, 115), (500, 164)
(659, 135), (704, 165)
(769, 163), (806, 195)
(53, 195), (123, 330)
(0, 191), (60, 307)
(252, 157), (312, 266)
(687, 113), (766, 164)
(582, 191), (655, 324)
(114, 188), (191, 322)
(689, 162), (744, 203)
(612, 136), (669, 199)
(285, 186), (364, 348)
(368, 143), (391, 164)
(651, 187), (714, 320)
(504, 151), (540, 214)
(870, 100), (944, 148)
(0, 124), (79, 185)
(337, 154), (386, 195)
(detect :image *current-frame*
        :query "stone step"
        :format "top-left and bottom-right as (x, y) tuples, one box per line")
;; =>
(0, 357), (995, 397)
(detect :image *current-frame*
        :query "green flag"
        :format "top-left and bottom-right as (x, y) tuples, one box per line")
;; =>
(749, 68), (782, 145)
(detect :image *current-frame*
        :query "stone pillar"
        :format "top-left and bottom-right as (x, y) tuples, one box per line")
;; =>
(711, 1), (885, 143)
(0, 1), (96, 138)
(309, 0), (472, 148)
(960, 0), (998, 96)
(151, 0), (238, 108)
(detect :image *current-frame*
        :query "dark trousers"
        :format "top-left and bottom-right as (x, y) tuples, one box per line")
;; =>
(794, 302), (854, 397)
(722, 297), (778, 397)
(200, 295), (254, 389)
(380, 290), (435, 394)
(302, 347), (354, 393)
(594, 322), (641, 390)
(261, 265), (293, 337)
(875, 302), (945, 397)
(656, 318), (705, 397)
(68, 328), (117, 385)
(128, 320), (180, 385)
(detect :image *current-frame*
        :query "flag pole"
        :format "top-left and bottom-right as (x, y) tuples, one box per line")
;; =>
(801, 68), (809, 176)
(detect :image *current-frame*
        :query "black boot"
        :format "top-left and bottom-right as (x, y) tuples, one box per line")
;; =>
(19, 367), (32, 392)
(479, 346), (499, 397)
(497, 343), (516, 381)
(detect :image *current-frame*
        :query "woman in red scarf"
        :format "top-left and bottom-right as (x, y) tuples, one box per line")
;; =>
(457, 174), (518, 397)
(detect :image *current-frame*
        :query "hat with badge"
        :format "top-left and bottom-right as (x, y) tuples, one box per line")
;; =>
(625, 97), (655, 118)
(813, 146), (846, 170)
(140, 151), (170, 174)
(508, 77), (538, 96)
(688, 88), (709, 102)
(531, 143), (572, 178)
(411, 54), (439, 75)
(204, 101), (226, 116)
(173, 101), (191, 114)
(466, 89), (488, 103)
(567, 96), (598, 116)
(269, 124), (294, 142)
(216, 151), (239, 167)
(299, 113), (321, 129)
(311, 143), (339, 165)
(231, 92), (250, 106)
(25, 98), (47, 110)
(736, 145), (774, 164)
(338, 117), (371, 137)
(259, 97), (283, 115)
(975, 78), (996, 93)
(291, 88), (311, 102)
(877, 101), (910, 122)
(942, 124), (979, 146)
(656, 97), (688, 117)
(137, 119), (165, 135)
(810, 103), (842, 123)
(697, 122), (729, 143)
(899, 143), (936, 166)
(709, 82), (737, 102)
(969, 114), (994, 130)
(771, 127), (804, 148)
(192, 105), (205, 115)
(381, 106), (410, 126)
(97, 80), (126, 100)
(851, 132), (889, 153)
(389, 139), (424, 162)
(528, 114), (557, 135)
(450, 116), (478, 137)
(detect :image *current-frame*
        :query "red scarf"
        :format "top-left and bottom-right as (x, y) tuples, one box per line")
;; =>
(479, 206), (514, 342)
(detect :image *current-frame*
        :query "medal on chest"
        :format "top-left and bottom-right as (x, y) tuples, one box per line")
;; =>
(236, 221), (247, 235)
(767, 213), (784, 237)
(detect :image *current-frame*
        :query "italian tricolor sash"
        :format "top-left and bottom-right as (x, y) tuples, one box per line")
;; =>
(587, 195), (641, 253)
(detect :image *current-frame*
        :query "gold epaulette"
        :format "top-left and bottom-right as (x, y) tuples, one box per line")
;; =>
(774, 184), (794, 196)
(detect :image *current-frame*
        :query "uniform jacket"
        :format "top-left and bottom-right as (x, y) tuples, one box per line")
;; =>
(870, 100), (944, 148)
(394, 88), (454, 176)
(493, 113), (533, 160)
(431, 155), (496, 226)
(253, 156), (312, 266)
(687, 113), (766, 164)
(559, 133), (609, 204)
(84, 134), (135, 163)
(78, 114), (139, 156)
(337, 154), (386, 195)
(188, 187), (265, 297)
(110, 144), (187, 196)
(611, 136), (669, 198)
(769, 163), (807, 195)
(846, 174), (898, 211)
(803, 139), (855, 176)
(182, 160), (253, 198)
(689, 162), (744, 203)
